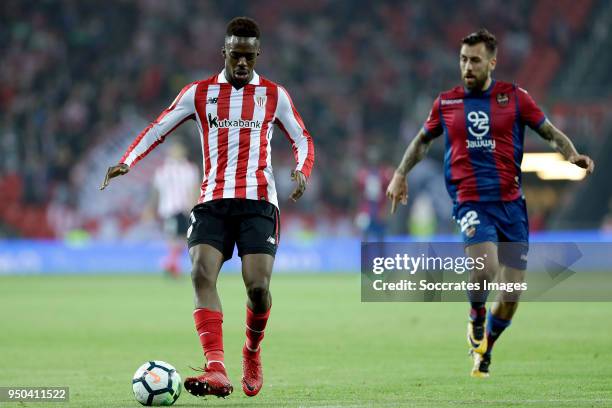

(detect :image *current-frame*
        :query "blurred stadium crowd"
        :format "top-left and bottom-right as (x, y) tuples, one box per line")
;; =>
(1, 0), (611, 240)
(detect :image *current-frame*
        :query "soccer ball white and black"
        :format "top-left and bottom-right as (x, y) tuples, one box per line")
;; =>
(132, 361), (182, 406)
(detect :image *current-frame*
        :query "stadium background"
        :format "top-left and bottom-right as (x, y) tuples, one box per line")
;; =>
(2, 0), (611, 248)
(1, 1), (611, 407)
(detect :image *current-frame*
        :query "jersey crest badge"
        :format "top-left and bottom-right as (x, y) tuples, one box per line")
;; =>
(496, 93), (509, 106)
(255, 95), (267, 108)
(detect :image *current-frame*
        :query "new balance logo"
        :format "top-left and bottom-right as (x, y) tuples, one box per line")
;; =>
(266, 236), (276, 245)
(207, 113), (262, 129)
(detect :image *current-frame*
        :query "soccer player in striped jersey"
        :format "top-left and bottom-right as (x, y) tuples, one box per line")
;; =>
(101, 17), (314, 397)
(386, 29), (594, 378)
(151, 142), (199, 278)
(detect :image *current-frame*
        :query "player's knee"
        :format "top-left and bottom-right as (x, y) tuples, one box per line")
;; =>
(191, 262), (217, 290)
(495, 300), (519, 319)
(246, 284), (269, 305)
(500, 292), (522, 306)
(474, 256), (500, 280)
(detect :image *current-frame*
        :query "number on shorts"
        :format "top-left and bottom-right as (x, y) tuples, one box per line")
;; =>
(460, 210), (480, 232)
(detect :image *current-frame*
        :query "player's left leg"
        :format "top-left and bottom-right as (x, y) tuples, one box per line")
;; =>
(235, 199), (279, 397)
(483, 264), (525, 368)
(476, 198), (529, 378)
(240, 254), (274, 397)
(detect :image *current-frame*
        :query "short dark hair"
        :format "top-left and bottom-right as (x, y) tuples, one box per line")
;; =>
(461, 29), (497, 56)
(226, 17), (260, 39)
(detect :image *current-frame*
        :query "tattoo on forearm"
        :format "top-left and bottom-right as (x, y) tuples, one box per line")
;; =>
(396, 130), (432, 176)
(536, 121), (578, 159)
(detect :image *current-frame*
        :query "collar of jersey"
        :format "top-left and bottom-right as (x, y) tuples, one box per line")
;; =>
(463, 79), (496, 97)
(217, 69), (260, 86)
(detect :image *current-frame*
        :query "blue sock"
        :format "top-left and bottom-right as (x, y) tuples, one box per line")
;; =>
(485, 311), (512, 356)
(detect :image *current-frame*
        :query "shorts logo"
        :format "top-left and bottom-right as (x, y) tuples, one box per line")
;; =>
(266, 236), (276, 245)
(255, 95), (267, 108)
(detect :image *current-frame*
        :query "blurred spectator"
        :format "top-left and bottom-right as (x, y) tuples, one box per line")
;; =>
(151, 142), (199, 277)
(355, 148), (393, 241)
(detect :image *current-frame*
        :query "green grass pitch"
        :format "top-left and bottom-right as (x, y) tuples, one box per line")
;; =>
(1, 274), (611, 407)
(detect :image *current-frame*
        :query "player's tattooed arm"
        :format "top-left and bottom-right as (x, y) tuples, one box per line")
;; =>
(536, 120), (595, 174)
(386, 128), (434, 214)
(395, 128), (433, 177)
(536, 120), (578, 158)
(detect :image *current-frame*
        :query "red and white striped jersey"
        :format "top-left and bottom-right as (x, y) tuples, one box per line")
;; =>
(153, 157), (199, 219)
(120, 70), (315, 209)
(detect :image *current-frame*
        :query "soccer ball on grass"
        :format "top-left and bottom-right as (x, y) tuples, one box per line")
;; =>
(132, 361), (181, 406)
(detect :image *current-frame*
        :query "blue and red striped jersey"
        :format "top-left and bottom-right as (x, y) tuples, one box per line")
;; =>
(422, 80), (545, 203)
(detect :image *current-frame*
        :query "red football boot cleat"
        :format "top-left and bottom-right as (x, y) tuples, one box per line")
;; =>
(184, 366), (233, 398)
(241, 345), (263, 397)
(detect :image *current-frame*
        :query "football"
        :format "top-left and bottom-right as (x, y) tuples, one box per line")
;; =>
(132, 361), (182, 406)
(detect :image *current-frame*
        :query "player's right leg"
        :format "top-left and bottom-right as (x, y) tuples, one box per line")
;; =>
(184, 243), (233, 397)
(183, 201), (236, 398)
(456, 203), (501, 363)
(465, 241), (500, 360)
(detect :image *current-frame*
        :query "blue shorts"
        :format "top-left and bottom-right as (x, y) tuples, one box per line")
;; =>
(453, 198), (529, 270)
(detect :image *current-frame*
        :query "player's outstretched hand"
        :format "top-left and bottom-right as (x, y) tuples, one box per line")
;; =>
(386, 171), (408, 214)
(569, 154), (595, 175)
(100, 163), (130, 190)
(290, 170), (307, 202)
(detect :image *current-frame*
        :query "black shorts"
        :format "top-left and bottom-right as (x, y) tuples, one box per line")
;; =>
(187, 199), (280, 261)
(164, 213), (189, 237)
